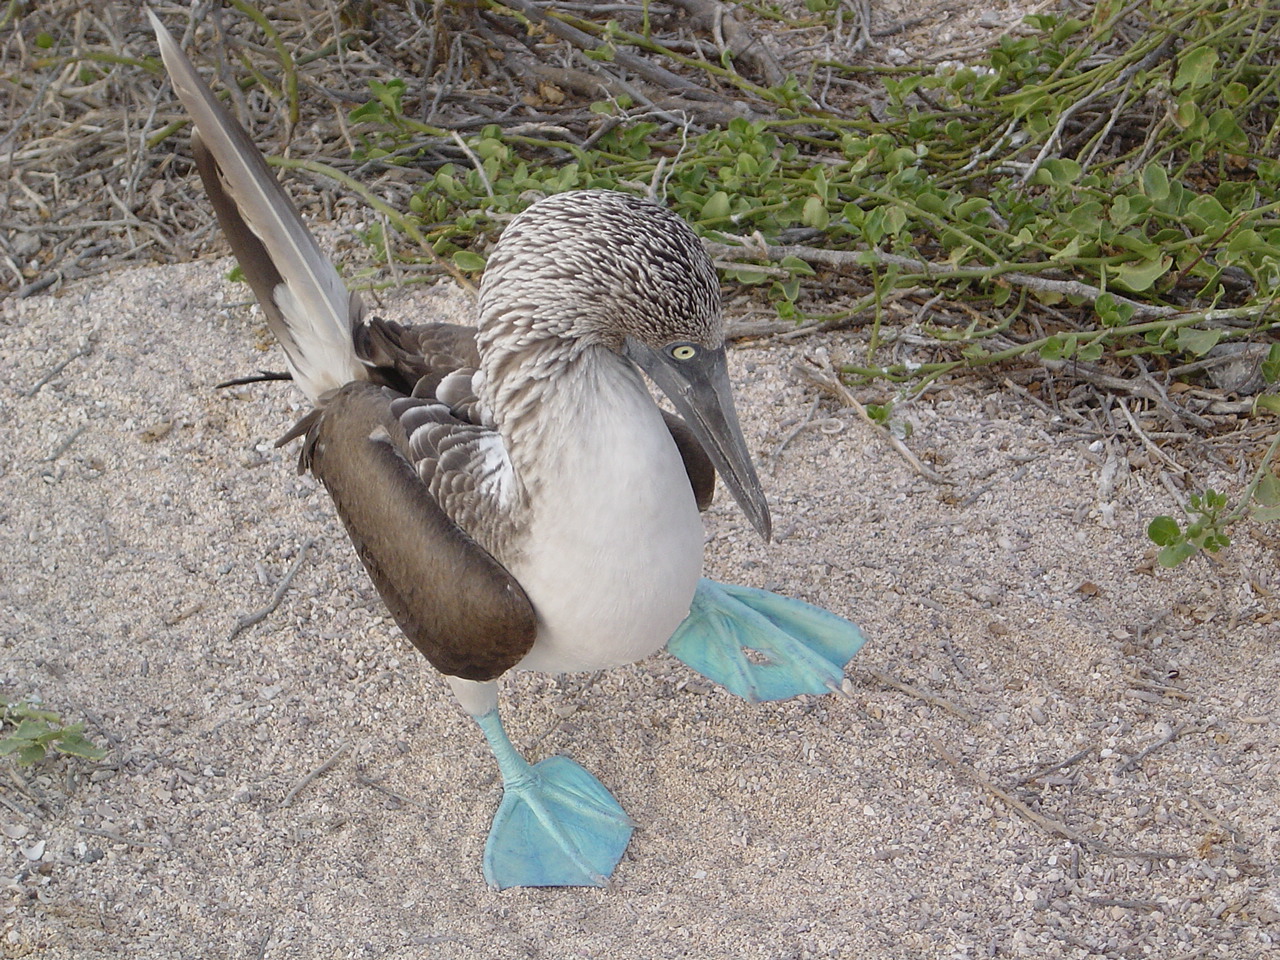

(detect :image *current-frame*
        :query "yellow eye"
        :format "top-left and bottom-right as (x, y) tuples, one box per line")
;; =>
(670, 344), (697, 360)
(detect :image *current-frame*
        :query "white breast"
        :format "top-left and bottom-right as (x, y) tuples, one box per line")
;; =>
(507, 356), (704, 674)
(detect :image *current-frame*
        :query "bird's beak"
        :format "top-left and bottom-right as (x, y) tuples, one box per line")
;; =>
(624, 340), (772, 541)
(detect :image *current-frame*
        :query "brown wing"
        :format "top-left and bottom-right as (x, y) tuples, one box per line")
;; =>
(299, 381), (536, 681)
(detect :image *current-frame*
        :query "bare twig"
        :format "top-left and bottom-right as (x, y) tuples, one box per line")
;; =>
(769, 397), (821, 461)
(279, 742), (350, 809)
(930, 738), (1187, 860)
(669, 0), (785, 86)
(43, 425), (87, 462)
(25, 338), (94, 397)
(1187, 795), (1245, 844)
(354, 766), (432, 810)
(1014, 746), (1093, 786)
(1116, 400), (1189, 476)
(227, 539), (315, 642)
(74, 825), (168, 850)
(1082, 897), (1165, 912)
(793, 359), (951, 485)
(705, 239), (1178, 320)
(498, 0), (717, 101)
(865, 666), (979, 725)
(1116, 723), (1195, 774)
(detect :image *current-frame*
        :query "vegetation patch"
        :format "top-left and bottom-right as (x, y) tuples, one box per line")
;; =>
(4, 0), (1277, 564)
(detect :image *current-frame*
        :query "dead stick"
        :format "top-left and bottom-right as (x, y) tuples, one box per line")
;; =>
(930, 738), (1186, 860)
(704, 240), (1176, 320)
(793, 361), (951, 485)
(26, 338), (93, 397)
(1116, 723), (1192, 774)
(74, 825), (167, 850)
(44, 425), (87, 462)
(499, 0), (714, 99)
(227, 539), (314, 642)
(865, 666), (978, 725)
(279, 742), (350, 809)
(1015, 746), (1093, 785)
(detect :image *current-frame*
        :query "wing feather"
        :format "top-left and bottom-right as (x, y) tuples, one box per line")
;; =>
(150, 11), (363, 399)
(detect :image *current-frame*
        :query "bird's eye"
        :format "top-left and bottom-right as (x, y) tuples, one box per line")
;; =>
(669, 344), (697, 361)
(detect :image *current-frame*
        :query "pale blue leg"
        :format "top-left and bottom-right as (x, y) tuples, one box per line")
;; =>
(474, 709), (634, 889)
(666, 578), (867, 702)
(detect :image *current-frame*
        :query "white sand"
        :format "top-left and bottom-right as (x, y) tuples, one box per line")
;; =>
(2, 262), (1277, 958)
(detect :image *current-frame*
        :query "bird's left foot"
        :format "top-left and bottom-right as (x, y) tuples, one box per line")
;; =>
(666, 578), (867, 702)
(474, 711), (634, 889)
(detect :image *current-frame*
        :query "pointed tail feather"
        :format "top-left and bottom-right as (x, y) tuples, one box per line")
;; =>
(149, 10), (365, 401)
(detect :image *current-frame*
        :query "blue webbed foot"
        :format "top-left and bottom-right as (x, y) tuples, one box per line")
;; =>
(666, 578), (867, 702)
(474, 711), (633, 889)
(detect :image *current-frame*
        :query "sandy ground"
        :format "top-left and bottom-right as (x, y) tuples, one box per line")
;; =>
(1, 257), (1277, 959)
(1, 3), (1277, 954)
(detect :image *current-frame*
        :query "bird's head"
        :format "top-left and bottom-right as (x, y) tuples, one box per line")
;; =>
(478, 190), (770, 540)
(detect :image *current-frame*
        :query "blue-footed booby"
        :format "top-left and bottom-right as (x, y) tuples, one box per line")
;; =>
(151, 11), (866, 888)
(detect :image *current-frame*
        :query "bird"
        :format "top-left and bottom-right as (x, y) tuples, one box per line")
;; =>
(150, 11), (866, 888)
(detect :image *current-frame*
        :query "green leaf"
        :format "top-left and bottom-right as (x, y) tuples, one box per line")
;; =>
(1147, 515), (1182, 546)
(11, 719), (58, 744)
(1254, 395), (1280, 416)
(954, 197), (990, 221)
(451, 251), (487, 271)
(1202, 533), (1230, 553)
(865, 404), (891, 425)
(6, 702), (59, 723)
(1112, 256), (1170, 293)
(1261, 345), (1280, 384)
(1254, 473), (1280, 508)
(702, 191), (731, 220)
(1174, 46), (1217, 91)
(1173, 97), (1204, 134)
(348, 100), (385, 123)
(1142, 163), (1170, 201)
(1158, 541), (1198, 568)
(721, 266), (771, 285)
(777, 277), (801, 301)
(1185, 195), (1230, 232)
(36, 32), (55, 49)
(1175, 327), (1223, 358)
(1250, 505), (1280, 523)
(17, 744), (47, 766)
(779, 255), (816, 277)
(54, 729), (107, 761)
(1207, 109), (1248, 152)
(1032, 158), (1081, 188)
(802, 196), (830, 230)
(1094, 292), (1135, 327)
(1078, 341), (1104, 362)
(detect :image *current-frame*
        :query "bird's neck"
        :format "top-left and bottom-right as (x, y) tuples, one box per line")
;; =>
(479, 337), (654, 485)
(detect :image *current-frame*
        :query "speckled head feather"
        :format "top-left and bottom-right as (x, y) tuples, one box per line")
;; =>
(476, 191), (722, 358)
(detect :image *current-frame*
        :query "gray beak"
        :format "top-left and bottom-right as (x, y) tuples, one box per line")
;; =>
(624, 340), (772, 541)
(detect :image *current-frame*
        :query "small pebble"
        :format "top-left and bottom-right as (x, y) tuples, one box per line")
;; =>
(20, 840), (45, 861)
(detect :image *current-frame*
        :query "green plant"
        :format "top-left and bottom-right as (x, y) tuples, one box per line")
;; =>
(0, 696), (107, 766)
(1147, 430), (1280, 566)
(335, 3), (1280, 362)
(207, 0), (1280, 558)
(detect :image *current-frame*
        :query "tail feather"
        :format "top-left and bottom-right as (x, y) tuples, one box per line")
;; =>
(149, 10), (365, 401)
